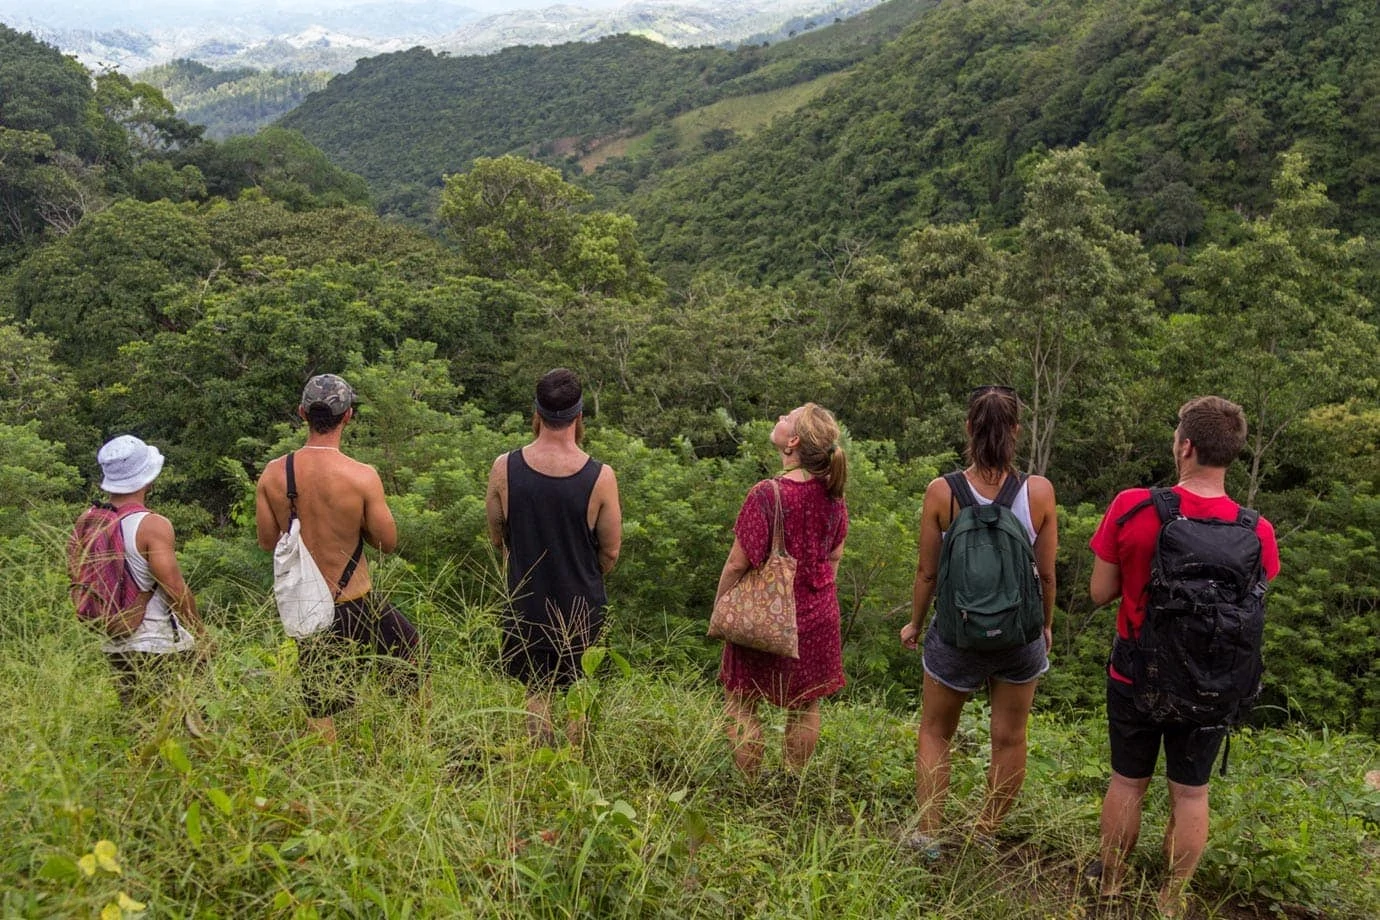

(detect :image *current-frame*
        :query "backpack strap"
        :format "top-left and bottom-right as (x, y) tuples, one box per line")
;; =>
(1236, 507), (1260, 529)
(1113, 487), (1178, 527)
(1148, 487), (1181, 523)
(993, 471), (1025, 509)
(943, 471), (974, 511)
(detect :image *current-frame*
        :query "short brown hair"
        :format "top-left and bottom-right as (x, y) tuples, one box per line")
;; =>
(1177, 396), (1248, 467)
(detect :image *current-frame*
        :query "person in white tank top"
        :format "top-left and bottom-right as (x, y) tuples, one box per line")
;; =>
(94, 436), (209, 707)
(898, 386), (1059, 856)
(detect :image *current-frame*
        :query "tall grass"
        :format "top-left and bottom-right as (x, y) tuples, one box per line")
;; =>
(1, 542), (1376, 918)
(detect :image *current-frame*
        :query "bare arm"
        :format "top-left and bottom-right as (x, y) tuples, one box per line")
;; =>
(901, 477), (948, 650)
(1089, 556), (1122, 607)
(254, 460), (284, 551)
(139, 513), (206, 639)
(1028, 475), (1059, 647)
(592, 465), (622, 574)
(484, 454), (508, 557)
(360, 466), (397, 554)
(714, 538), (753, 602)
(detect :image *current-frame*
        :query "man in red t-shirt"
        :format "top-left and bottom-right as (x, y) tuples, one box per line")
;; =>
(1086, 396), (1280, 916)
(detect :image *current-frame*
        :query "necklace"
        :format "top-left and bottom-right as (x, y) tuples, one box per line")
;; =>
(299, 445), (339, 451)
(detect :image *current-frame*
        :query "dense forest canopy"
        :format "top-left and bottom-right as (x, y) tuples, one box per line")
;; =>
(138, 59), (332, 141)
(615, 0), (1380, 282)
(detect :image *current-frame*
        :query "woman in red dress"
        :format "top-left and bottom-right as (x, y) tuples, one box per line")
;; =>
(716, 403), (849, 775)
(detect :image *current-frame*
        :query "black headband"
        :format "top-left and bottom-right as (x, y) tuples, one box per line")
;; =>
(534, 396), (583, 422)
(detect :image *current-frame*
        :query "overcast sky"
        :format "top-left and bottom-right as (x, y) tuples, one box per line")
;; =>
(0, 0), (627, 19)
(0, 0), (634, 32)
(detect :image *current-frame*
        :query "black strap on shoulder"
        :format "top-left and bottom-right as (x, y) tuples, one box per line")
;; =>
(943, 471), (973, 510)
(1148, 487), (1181, 523)
(285, 452), (299, 521)
(1236, 507), (1259, 528)
(993, 471), (1025, 509)
(1114, 491), (1161, 527)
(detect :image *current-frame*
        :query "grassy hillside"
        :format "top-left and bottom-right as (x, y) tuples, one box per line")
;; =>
(616, 0), (1380, 282)
(2, 538), (1377, 917)
(579, 71), (850, 172)
(276, 0), (938, 218)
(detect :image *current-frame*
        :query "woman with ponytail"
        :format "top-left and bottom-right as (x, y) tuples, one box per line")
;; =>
(716, 403), (849, 776)
(898, 386), (1058, 856)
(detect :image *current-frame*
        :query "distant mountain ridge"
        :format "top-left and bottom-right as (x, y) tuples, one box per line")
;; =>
(0, 0), (884, 73)
(277, 0), (935, 217)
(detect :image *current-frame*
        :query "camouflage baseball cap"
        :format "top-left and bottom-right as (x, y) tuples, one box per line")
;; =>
(300, 374), (356, 415)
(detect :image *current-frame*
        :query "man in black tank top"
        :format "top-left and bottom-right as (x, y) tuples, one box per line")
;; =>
(485, 369), (622, 746)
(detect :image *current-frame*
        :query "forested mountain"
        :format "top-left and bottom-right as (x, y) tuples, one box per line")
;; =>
(139, 59), (331, 140)
(618, 0), (1380, 281)
(278, 0), (938, 217)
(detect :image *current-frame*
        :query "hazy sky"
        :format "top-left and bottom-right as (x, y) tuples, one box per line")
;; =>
(0, 0), (632, 25)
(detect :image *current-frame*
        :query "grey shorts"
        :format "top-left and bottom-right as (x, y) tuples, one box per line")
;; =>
(922, 622), (1049, 694)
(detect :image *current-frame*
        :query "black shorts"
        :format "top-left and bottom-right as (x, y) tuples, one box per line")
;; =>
(297, 594), (423, 718)
(500, 606), (605, 691)
(1106, 677), (1225, 787)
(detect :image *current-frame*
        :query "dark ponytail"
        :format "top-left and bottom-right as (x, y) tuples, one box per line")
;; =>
(964, 388), (1020, 473)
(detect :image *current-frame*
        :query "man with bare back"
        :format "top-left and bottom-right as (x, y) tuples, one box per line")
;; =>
(485, 368), (622, 745)
(256, 374), (423, 741)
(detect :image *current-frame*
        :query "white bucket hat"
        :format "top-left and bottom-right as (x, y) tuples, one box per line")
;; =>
(98, 435), (165, 494)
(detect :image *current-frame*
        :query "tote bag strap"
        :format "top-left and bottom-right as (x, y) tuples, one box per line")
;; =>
(768, 478), (787, 558)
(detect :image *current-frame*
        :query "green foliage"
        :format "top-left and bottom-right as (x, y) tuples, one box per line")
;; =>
(5, 199), (217, 372)
(1261, 484), (1380, 735)
(1178, 152), (1379, 505)
(139, 59), (331, 141)
(281, 6), (938, 219)
(624, 0), (1380, 282)
(180, 126), (371, 209)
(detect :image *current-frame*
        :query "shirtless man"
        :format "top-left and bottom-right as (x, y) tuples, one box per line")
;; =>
(485, 368), (621, 745)
(255, 374), (422, 741)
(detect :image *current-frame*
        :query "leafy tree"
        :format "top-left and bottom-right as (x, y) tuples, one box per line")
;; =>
(439, 156), (592, 282)
(4, 199), (217, 374)
(181, 127), (370, 209)
(0, 420), (80, 535)
(1178, 153), (1379, 504)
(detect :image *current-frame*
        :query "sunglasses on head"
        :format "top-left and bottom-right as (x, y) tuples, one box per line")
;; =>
(969, 385), (1018, 403)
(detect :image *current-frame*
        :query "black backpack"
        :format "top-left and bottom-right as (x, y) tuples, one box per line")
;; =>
(1116, 488), (1268, 727)
(934, 472), (1044, 651)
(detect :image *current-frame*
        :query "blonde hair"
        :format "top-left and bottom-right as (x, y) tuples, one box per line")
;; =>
(794, 402), (847, 500)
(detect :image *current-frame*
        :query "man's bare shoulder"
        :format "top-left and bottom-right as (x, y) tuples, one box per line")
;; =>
(257, 454), (286, 484)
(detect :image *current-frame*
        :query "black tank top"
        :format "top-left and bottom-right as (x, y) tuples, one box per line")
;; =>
(505, 450), (606, 638)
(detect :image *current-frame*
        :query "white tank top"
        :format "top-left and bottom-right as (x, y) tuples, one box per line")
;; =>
(100, 512), (197, 655)
(957, 475), (1038, 543)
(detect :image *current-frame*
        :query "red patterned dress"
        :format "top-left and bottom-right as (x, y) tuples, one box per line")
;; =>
(719, 475), (849, 707)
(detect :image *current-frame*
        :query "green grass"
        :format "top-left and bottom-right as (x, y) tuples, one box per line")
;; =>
(579, 73), (848, 172)
(1, 555), (1377, 918)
